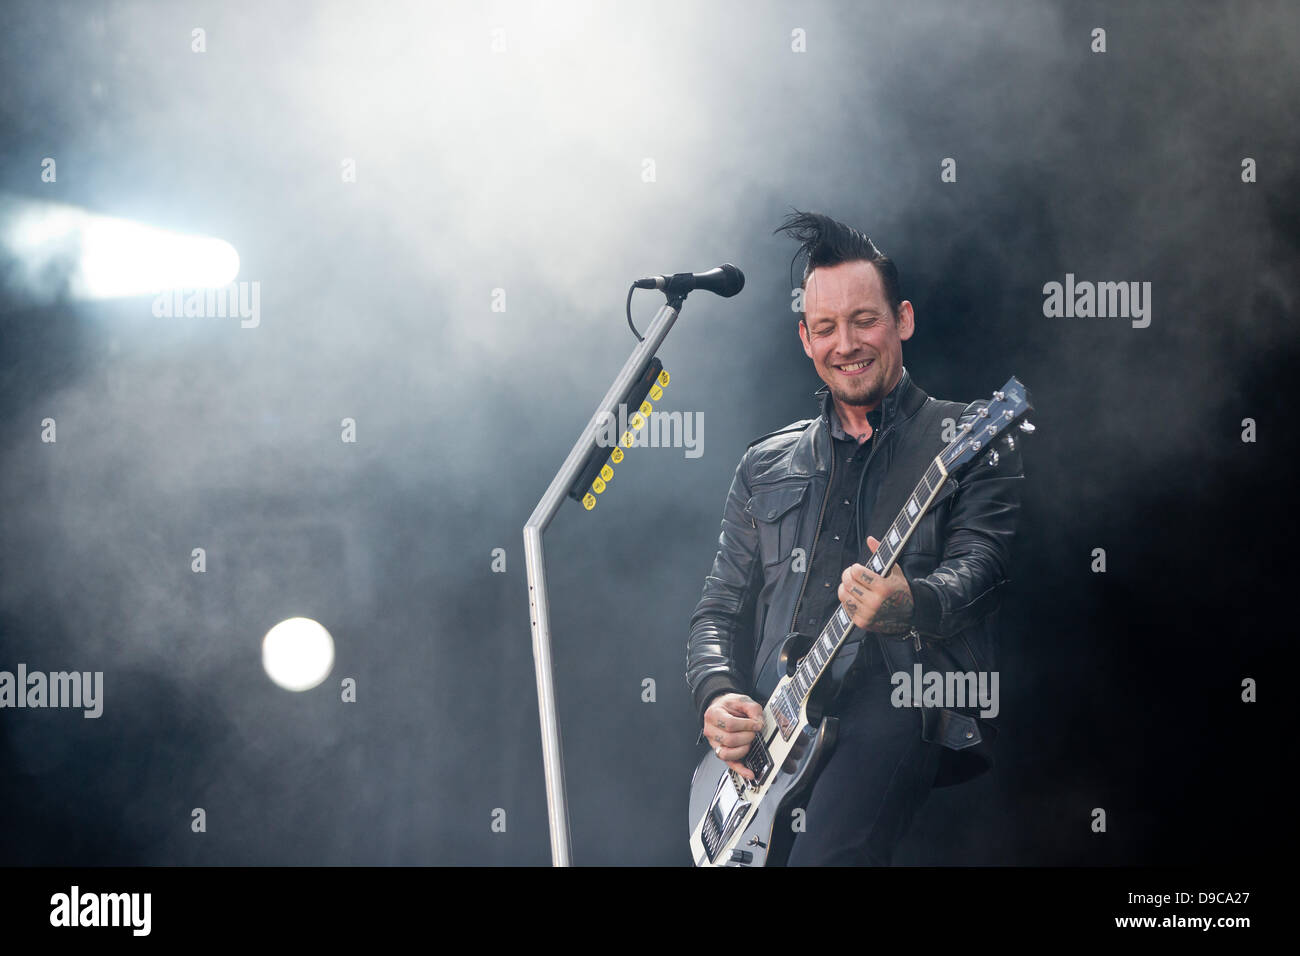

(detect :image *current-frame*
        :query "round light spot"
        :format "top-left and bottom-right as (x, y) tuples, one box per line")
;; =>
(262, 617), (335, 692)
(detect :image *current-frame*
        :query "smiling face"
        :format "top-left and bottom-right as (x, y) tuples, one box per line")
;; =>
(798, 259), (914, 410)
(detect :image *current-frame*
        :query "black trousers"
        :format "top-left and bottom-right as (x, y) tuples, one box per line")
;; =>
(784, 640), (943, 866)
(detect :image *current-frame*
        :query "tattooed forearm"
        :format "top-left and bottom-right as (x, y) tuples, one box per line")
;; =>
(870, 590), (914, 634)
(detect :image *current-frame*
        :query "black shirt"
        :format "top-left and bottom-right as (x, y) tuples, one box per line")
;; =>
(795, 403), (884, 638)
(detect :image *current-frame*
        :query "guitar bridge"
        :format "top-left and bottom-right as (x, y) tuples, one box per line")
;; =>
(702, 773), (752, 863)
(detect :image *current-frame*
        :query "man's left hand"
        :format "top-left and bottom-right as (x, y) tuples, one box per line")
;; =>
(838, 535), (914, 634)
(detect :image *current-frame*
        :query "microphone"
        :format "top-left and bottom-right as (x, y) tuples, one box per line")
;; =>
(634, 263), (745, 298)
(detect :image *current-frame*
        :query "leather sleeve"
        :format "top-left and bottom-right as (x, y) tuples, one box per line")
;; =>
(908, 400), (1024, 638)
(686, 451), (763, 727)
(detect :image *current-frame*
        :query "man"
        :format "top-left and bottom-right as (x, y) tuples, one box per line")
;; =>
(686, 211), (1023, 865)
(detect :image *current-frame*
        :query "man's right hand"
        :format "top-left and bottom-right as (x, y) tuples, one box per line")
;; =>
(702, 693), (765, 781)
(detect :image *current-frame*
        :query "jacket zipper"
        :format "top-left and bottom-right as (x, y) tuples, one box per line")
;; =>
(788, 432), (836, 633)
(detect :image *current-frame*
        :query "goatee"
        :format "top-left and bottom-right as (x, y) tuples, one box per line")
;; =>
(834, 380), (884, 408)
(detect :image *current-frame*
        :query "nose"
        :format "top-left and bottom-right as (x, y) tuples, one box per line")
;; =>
(834, 321), (857, 356)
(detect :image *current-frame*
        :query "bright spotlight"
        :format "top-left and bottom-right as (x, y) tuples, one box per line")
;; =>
(77, 216), (239, 298)
(262, 617), (335, 692)
(0, 196), (239, 301)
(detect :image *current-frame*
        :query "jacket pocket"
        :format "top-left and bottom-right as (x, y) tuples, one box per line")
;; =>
(745, 483), (808, 570)
(922, 707), (983, 750)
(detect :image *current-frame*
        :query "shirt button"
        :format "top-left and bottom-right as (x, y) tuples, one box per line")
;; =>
(842, 499), (851, 506)
(833, 534), (840, 541)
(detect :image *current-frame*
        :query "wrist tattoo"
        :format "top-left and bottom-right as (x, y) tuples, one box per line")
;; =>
(871, 590), (915, 634)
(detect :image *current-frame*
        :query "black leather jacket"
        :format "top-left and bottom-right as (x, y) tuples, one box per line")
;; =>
(685, 367), (1024, 786)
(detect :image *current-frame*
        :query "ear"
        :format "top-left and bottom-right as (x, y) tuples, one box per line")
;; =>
(896, 301), (915, 341)
(797, 318), (814, 359)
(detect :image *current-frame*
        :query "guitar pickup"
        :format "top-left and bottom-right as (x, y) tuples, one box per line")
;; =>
(742, 736), (774, 785)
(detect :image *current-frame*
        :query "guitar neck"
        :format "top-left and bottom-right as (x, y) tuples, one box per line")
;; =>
(779, 456), (949, 709)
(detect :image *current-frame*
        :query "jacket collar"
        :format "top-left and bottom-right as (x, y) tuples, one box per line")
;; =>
(813, 365), (924, 436)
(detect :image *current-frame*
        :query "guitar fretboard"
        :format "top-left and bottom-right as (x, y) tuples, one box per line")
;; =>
(777, 458), (948, 711)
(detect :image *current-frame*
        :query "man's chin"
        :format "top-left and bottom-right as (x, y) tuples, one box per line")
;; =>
(829, 378), (884, 408)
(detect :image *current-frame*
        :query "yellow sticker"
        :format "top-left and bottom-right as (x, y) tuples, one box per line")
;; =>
(592, 477), (605, 493)
(611, 447), (624, 463)
(600, 464), (613, 481)
(582, 493), (596, 510)
(649, 384), (663, 401)
(621, 432), (634, 447)
(630, 412), (645, 429)
(657, 369), (670, 387)
(639, 400), (652, 416)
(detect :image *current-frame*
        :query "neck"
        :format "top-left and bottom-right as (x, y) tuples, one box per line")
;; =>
(832, 367), (903, 441)
(833, 399), (875, 443)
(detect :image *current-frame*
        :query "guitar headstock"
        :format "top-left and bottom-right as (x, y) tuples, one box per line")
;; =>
(940, 376), (1034, 474)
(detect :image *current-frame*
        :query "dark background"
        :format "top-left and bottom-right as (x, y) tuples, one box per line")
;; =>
(0, 0), (1292, 865)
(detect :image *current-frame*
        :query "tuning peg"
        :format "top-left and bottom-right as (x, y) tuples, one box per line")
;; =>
(992, 390), (1005, 401)
(1005, 435), (1016, 451)
(986, 449), (999, 467)
(1018, 421), (1035, 434)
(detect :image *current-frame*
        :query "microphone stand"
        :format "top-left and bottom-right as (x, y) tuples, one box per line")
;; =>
(523, 292), (686, 866)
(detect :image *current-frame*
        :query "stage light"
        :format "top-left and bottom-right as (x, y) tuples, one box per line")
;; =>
(77, 216), (239, 298)
(261, 617), (335, 692)
(0, 196), (239, 301)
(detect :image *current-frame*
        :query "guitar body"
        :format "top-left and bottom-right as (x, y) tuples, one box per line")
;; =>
(688, 709), (838, 867)
(689, 628), (864, 866)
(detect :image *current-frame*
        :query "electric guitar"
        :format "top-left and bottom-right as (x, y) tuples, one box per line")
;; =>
(687, 376), (1034, 866)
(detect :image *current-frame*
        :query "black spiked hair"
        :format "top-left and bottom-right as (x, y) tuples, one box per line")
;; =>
(774, 210), (902, 319)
